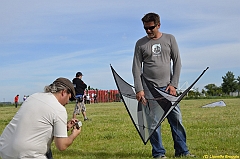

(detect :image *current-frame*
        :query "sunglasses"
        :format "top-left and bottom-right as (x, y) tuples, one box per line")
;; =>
(144, 25), (156, 31)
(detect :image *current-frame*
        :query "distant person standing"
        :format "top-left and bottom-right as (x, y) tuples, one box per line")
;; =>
(14, 95), (19, 108)
(94, 93), (98, 103)
(72, 72), (89, 121)
(23, 95), (27, 101)
(86, 94), (90, 104)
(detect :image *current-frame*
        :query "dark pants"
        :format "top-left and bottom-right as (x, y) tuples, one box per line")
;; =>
(15, 102), (18, 108)
(46, 149), (54, 159)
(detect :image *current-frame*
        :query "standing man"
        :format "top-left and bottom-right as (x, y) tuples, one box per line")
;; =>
(93, 93), (98, 103)
(23, 95), (27, 101)
(132, 13), (195, 158)
(14, 94), (19, 108)
(72, 72), (89, 121)
(0, 77), (81, 159)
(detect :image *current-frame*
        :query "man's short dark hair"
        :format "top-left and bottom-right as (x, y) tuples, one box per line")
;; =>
(141, 13), (160, 25)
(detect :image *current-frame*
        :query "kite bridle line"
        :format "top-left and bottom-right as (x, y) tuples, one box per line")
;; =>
(121, 93), (181, 103)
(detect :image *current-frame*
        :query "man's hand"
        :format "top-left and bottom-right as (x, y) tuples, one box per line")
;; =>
(166, 85), (177, 96)
(71, 119), (81, 137)
(54, 127), (81, 151)
(136, 90), (147, 105)
(54, 118), (82, 151)
(67, 119), (77, 131)
(71, 125), (81, 137)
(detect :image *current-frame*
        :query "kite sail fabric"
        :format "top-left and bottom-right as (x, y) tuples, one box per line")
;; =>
(202, 100), (226, 108)
(110, 65), (209, 145)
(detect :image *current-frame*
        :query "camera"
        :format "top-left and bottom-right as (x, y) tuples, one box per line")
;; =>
(75, 121), (82, 129)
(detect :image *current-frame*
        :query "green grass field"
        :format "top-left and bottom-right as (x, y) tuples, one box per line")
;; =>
(1, 98), (240, 159)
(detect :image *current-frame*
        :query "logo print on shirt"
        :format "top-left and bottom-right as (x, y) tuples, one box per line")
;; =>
(152, 44), (161, 56)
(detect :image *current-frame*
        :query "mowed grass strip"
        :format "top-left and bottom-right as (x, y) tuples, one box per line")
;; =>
(0, 98), (239, 159)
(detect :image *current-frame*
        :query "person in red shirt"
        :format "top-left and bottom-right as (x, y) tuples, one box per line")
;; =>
(14, 95), (19, 108)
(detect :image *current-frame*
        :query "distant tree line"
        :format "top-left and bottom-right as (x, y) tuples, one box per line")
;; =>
(185, 71), (240, 98)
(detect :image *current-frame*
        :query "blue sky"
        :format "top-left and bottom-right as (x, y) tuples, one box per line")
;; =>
(0, 1), (240, 102)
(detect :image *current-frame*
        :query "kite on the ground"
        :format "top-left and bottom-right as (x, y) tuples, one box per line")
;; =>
(110, 65), (209, 145)
(201, 100), (226, 108)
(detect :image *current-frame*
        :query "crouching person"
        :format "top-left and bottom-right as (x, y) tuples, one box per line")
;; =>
(0, 77), (81, 159)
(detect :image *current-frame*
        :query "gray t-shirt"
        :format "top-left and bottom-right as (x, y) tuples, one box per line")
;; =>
(132, 33), (181, 93)
(0, 93), (68, 159)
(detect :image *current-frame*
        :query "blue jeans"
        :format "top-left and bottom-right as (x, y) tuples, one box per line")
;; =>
(149, 87), (189, 158)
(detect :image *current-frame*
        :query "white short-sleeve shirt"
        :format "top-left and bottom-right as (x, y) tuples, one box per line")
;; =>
(0, 93), (68, 159)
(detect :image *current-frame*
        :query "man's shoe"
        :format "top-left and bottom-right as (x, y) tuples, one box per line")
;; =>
(155, 155), (167, 158)
(175, 153), (196, 158)
(84, 118), (89, 121)
(185, 154), (196, 157)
